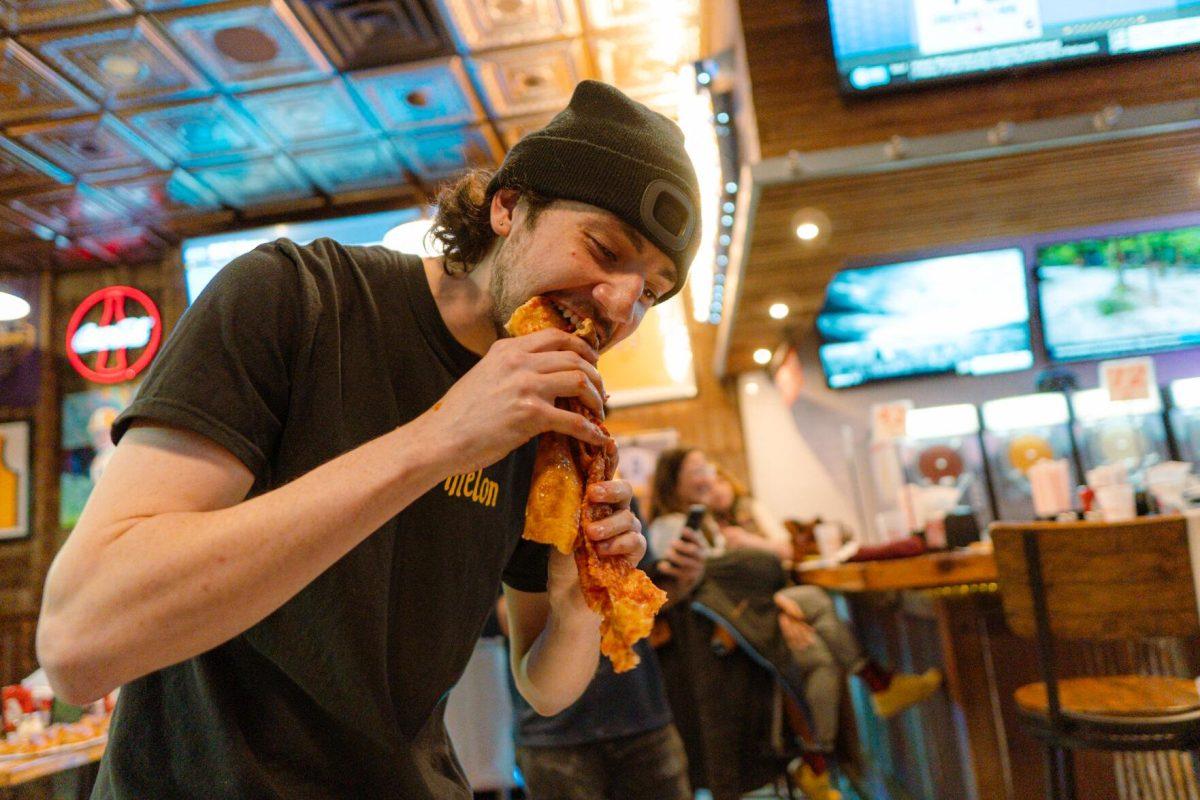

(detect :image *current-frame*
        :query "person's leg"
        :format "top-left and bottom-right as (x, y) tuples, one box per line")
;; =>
(777, 586), (862, 670)
(603, 724), (692, 800)
(781, 636), (841, 753)
(775, 586), (942, 719)
(516, 744), (608, 800)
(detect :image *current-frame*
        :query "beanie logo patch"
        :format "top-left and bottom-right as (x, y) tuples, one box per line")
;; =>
(639, 179), (695, 254)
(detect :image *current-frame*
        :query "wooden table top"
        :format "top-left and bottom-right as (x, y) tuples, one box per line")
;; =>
(0, 739), (106, 787)
(797, 547), (998, 593)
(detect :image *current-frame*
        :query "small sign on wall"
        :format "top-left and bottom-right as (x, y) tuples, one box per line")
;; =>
(65, 286), (162, 384)
(1100, 356), (1156, 402)
(0, 419), (32, 541)
(870, 400), (912, 443)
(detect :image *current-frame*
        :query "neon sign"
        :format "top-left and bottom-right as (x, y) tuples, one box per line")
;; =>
(65, 286), (162, 384)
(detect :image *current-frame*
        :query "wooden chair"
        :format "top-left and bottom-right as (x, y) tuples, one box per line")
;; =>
(991, 516), (1200, 800)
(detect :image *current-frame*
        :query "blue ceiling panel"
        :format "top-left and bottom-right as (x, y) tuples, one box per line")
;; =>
(235, 79), (376, 147)
(290, 136), (407, 193)
(26, 17), (212, 107)
(120, 96), (272, 165)
(389, 123), (498, 181)
(158, 0), (335, 92)
(5, 183), (130, 236)
(10, 112), (172, 176)
(93, 167), (223, 217)
(189, 153), (312, 207)
(347, 56), (481, 132)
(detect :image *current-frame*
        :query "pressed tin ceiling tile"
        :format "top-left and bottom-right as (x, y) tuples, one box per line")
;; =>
(0, 39), (98, 124)
(119, 95), (272, 165)
(188, 152), (312, 207)
(435, 0), (578, 51)
(235, 79), (376, 148)
(467, 38), (589, 118)
(90, 166), (223, 218)
(579, 0), (698, 31)
(289, 136), (408, 194)
(347, 56), (482, 132)
(389, 122), (499, 181)
(157, 0), (334, 91)
(0, 0), (131, 32)
(288, 0), (452, 71)
(5, 182), (129, 235)
(9, 112), (171, 176)
(491, 110), (552, 148)
(0, 134), (70, 194)
(25, 17), (211, 107)
(589, 24), (698, 96)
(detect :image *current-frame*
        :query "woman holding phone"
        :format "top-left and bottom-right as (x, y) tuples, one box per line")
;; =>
(647, 448), (940, 800)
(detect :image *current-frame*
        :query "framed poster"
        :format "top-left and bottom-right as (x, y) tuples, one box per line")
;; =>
(0, 419), (32, 541)
(60, 384), (138, 530)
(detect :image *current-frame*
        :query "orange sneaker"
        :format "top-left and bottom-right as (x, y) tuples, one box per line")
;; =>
(872, 668), (943, 719)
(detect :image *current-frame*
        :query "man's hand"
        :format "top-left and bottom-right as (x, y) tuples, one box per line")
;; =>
(658, 527), (705, 596)
(582, 479), (646, 568)
(421, 328), (608, 474)
(775, 592), (816, 653)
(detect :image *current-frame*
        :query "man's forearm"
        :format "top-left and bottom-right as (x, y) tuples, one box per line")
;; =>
(39, 414), (454, 704)
(512, 594), (600, 716)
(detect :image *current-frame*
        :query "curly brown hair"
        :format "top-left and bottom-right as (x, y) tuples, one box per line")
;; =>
(429, 169), (553, 271)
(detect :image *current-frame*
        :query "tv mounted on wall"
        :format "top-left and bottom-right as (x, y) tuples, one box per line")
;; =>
(829, 0), (1200, 94)
(1036, 224), (1200, 361)
(817, 248), (1034, 388)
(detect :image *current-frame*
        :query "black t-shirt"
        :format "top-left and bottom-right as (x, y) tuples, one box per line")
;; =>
(94, 239), (547, 800)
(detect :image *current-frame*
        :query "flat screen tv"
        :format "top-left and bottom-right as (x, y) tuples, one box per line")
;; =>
(830, 0), (1200, 94)
(817, 248), (1034, 389)
(1036, 225), (1200, 361)
(180, 209), (427, 304)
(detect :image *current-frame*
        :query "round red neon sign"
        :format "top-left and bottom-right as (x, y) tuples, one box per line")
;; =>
(65, 286), (162, 384)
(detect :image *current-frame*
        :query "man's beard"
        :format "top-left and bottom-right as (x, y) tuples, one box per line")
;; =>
(488, 233), (527, 336)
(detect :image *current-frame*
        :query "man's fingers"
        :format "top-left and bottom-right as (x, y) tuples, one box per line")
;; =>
(657, 560), (680, 577)
(585, 509), (640, 542)
(595, 530), (646, 564)
(513, 328), (599, 364)
(543, 406), (608, 446)
(535, 370), (605, 420)
(531, 351), (606, 403)
(774, 593), (805, 620)
(587, 479), (631, 506)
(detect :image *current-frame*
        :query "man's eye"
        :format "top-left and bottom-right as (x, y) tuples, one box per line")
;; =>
(589, 236), (617, 262)
(642, 287), (660, 303)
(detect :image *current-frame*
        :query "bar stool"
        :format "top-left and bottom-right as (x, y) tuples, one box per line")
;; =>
(991, 516), (1200, 800)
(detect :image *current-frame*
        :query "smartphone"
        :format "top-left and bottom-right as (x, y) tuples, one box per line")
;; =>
(684, 504), (706, 532)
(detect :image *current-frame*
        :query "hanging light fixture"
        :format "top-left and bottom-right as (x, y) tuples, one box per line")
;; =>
(0, 292), (31, 321)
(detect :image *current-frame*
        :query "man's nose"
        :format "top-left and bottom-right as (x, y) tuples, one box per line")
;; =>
(594, 275), (643, 327)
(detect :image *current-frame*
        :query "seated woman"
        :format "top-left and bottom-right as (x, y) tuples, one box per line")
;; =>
(647, 448), (941, 800)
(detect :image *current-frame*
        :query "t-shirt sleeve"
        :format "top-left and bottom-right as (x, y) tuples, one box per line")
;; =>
(111, 242), (312, 481)
(502, 538), (550, 593)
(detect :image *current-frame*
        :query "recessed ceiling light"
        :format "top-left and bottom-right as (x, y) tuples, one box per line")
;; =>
(795, 222), (820, 240)
(744, 381), (760, 395)
(753, 348), (772, 365)
(0, 292), (31, 321)
(768, 302), (789, 319)
(791, 207), (831, 245)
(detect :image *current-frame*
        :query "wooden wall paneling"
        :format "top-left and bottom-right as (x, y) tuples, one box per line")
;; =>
(738, 0), (1200, 157)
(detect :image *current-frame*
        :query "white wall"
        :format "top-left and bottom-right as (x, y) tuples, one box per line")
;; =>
(738, 335), (1200, 537)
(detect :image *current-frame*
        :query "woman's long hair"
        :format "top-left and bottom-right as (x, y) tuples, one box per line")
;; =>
(649, 447), (698, 522)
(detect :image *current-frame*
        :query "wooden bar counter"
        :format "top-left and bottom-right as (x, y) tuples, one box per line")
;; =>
(798, 546), (1139, 800)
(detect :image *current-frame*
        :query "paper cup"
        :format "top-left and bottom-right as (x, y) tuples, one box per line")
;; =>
(1095, 483), (1136, 522)
(814, 523), (843, 560)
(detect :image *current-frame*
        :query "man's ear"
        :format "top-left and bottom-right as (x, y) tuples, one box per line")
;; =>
(490, 188), (520, 236)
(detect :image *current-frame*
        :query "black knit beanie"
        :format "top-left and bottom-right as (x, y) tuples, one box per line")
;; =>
(487, 80), (701, 303)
